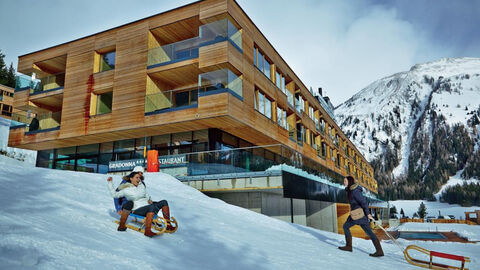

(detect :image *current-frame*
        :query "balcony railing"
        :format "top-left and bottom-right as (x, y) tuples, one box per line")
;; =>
(10, 110), (61, 133)
(15, 73), (65, 94)
(173, 144), (344, 186)
(199, 68), (242, 99)
(147, 37), (200, 68)
(199, 18), (242, 51)
(148, 18), (243, 68)
(145, 87), (198, 115)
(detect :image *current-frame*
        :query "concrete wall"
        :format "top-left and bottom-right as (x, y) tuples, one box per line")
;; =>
(305, 200), (337, 233)
(206, 192), (262, 213)
(260, 192), (306, 225)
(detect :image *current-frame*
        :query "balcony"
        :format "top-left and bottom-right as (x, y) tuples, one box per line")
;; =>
(14, 74), (64, 113)
(10, 109), (61, 134)
(288, 125), (296, 142)
(147, 37), (200, 69)
(148, 18), (242, 69)
(145, 87), (198, 115)
(199, 68), (242, 100)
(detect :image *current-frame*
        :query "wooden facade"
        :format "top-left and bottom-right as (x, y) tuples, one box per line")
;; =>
(0, 84), (14, 119)
(9, 0), (376, 192)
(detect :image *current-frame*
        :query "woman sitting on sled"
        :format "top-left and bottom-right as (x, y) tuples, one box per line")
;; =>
(107, 171), (174, 237)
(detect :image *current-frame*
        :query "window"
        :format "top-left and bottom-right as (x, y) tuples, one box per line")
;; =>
(276, 107), (287, 129)
(95, 50), (116, 73)
(321, 142), (327, 157)
(255, 89), (273, 120)
(94, 92), (113, 115)
(254, 46), (272, 80)
(309, 106), (314, 119)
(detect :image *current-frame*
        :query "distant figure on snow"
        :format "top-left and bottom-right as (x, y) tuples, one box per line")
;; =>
(338, 176), (384, 257)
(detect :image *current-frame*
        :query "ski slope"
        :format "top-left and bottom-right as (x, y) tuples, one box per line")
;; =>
(0, 155), (479, 270)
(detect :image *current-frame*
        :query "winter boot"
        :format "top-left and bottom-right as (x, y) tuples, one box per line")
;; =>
(162, 206), (175, 231)
(117, 210), (130, 231)
(338, 235), (352, 252)
(144, 212), (156, 237)
(369, 239), (384, 257)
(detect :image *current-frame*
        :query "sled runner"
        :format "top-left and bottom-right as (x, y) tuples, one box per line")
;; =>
(403, 245), (470, 270)
(115, 213), (178, 235)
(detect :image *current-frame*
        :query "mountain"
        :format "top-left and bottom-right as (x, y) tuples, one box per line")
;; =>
(335, 58), (480, 201)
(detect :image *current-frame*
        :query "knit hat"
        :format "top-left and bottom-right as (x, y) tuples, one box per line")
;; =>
(133, 166), (145, 173)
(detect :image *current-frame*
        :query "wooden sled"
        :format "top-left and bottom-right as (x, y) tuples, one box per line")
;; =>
(404, 245), (470, 270)
(115, 213), (178, 235)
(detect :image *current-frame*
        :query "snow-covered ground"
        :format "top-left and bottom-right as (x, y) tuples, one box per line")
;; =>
(389, 200), (479, 220)
(1, 155), (479, 269)
(389, 223), (480, 242)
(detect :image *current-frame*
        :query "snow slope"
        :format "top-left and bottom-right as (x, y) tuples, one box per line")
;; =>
(434, 170), (480, 200)
(1, 156), (479, 270)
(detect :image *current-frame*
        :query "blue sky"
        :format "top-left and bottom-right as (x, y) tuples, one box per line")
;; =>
(1, 0), (479, 105)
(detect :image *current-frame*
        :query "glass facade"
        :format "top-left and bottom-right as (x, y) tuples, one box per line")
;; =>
(35, 128), (345, 185)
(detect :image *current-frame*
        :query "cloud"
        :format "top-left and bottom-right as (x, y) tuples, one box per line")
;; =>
(238, 0), (479, 105)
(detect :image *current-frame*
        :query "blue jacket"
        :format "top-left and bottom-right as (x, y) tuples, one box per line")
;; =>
(347, 185), (370, 225)
(113, 180), (128, 212)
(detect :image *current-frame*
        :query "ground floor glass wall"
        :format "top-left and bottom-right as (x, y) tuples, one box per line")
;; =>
(36, 129), (345, 184)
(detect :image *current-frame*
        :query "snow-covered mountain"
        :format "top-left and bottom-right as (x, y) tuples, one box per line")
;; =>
(1, 155), (479, 269)
(336, 58), (480, 200)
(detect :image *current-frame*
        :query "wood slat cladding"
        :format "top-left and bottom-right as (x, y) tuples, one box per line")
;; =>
(150, 16), (200, 45)
(10, 0), (376, 191)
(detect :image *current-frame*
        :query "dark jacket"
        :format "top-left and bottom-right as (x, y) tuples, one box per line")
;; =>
(347, 184), (370, 225)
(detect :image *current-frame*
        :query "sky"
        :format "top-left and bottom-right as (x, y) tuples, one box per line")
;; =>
(1, 0), (479, 105)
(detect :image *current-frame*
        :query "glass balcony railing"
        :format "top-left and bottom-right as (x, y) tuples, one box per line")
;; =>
(286, 91), (294, 108)
(174, 144), (344, 185)
(199, 18), (242, 51)
(199, 69), (242, 99)
(147, 37), (200, 68)
(15, 73), (65, 94)
(145, 87), (198, 114)
(10, 110), (61, 133)
(148, 18), (242, 68)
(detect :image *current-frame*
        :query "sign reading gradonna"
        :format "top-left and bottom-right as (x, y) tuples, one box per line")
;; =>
(108, 159), (144, 172)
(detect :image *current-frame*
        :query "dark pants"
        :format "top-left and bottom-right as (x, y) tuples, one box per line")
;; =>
(122, 200), (168, 217)
(343, 218), (378, 241)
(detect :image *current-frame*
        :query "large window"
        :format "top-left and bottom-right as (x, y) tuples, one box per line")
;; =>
(254, 47), (273, 80)
(255, 89), (273, 120)
(276, 107), (287, 129)
(275, 70), (286, 94)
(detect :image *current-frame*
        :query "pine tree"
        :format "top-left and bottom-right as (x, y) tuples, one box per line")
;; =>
(400, 208), (405, 218)
(6, 62), (16, 88)
(417, 202), (427, 218)
(0, 50), (7, 85)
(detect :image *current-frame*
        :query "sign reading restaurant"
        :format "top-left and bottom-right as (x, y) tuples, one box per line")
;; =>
(108, 154), (188, 172)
